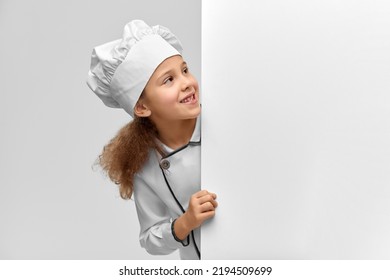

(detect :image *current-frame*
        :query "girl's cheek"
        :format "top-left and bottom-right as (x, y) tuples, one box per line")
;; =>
(160, 89), (179, 104)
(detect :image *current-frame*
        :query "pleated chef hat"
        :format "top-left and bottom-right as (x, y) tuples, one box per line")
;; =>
(87, 20), (183, 117)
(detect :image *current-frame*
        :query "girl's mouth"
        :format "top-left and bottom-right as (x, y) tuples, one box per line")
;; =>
(180, 93), (197, 104)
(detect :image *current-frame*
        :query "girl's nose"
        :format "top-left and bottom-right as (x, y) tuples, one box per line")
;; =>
(181, 75), (195, 92)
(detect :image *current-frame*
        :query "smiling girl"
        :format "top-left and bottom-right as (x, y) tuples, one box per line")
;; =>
(87, 20), (217, 260)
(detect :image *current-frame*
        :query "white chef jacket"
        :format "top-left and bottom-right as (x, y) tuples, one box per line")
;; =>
(133, 117), (201, 260)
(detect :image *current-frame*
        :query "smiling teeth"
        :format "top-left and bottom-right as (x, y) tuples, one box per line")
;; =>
(181, 94), (194, 103)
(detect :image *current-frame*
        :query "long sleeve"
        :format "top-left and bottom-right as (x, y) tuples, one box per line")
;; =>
(133, 174), (183, 255)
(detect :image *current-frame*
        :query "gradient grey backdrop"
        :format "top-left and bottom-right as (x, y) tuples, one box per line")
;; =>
(0, 0), (200, 259)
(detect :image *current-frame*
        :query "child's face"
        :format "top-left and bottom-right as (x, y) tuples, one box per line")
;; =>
(139, 55), (200, 122)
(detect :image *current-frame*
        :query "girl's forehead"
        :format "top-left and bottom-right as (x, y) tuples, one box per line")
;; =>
(154, 55), (185, 74)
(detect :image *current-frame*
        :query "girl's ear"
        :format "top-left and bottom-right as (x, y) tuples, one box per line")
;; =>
(134, 100), (152, 117)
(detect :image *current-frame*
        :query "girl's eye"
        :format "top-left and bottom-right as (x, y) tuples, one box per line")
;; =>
(183, 67), (188, 74)
(163, 77), (173, 85)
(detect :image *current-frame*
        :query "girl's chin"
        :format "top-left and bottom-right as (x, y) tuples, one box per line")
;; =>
(181, 110), (201, 121)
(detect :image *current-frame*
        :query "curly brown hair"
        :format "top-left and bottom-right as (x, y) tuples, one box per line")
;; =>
(98, 116), (164, 199)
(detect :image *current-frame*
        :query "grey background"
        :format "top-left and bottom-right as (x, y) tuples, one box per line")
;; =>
(0, 0), (200, 259)
(202, 0), (390, 259)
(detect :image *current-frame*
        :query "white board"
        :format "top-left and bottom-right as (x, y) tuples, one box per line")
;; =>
(201, 0), (390, 259)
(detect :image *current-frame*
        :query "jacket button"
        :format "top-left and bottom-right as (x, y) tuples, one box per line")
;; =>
(160, 159), (170, 170)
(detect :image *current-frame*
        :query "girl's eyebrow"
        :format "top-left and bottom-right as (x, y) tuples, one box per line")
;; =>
(157, 61), (188, 80)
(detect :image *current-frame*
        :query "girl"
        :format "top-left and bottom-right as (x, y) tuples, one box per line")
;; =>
(87, 20), (217, 260)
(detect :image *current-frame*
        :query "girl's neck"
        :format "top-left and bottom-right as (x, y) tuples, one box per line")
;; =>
(155, 118), (197, 150)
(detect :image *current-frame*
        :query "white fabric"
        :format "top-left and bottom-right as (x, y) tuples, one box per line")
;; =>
(133, 117), (201, 260)
(87, 20), (182, 117)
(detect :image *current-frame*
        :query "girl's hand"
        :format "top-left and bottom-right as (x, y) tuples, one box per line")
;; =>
(185, 190), (218, 229)
(173, 190), (218, 241)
